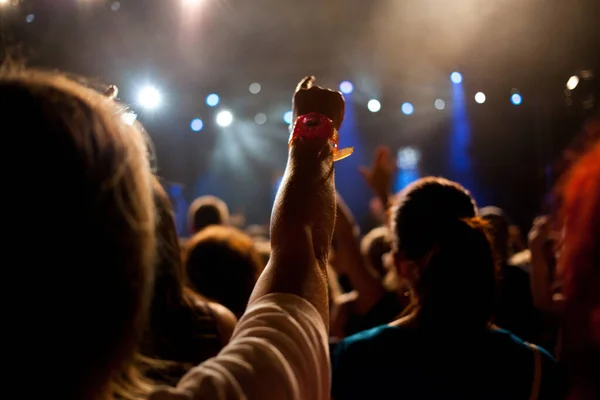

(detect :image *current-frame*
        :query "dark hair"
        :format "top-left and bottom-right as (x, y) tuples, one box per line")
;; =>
(391, 177), (497, 329)
(143, 179), (224, 383)
(185, 226), (263, 317)
(391, 177), (477, 258)
(187, 196), (229, 234)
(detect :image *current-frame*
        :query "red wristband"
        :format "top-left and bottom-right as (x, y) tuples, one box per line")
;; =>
(288, 113), (354, 162)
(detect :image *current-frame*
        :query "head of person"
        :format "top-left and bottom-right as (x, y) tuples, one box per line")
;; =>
(390, 177), (497, 330)
(361, 226), (393, 279)
(187, 195), (229, 235)
(147, 178), (189, 330)
(559, 140), (600, 399)
(1, 70), (155, 399)
(479, 206), (511, 263)
(184, 225), (263, 317)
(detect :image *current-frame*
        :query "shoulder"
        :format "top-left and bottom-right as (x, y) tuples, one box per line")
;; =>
(331, 325), (401, 372)
(488, 328), (559, 386)
(206, 302), (237, 345)
(331, 325), (403, 399)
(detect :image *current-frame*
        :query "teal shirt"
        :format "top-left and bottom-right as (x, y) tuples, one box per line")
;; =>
(331, 325), (561, 400)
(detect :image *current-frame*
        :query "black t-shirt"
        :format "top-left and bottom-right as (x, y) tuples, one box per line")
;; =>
(331, 325), (562, 400)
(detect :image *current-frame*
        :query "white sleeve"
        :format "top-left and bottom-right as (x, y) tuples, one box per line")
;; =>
(149, 293), (330, 400)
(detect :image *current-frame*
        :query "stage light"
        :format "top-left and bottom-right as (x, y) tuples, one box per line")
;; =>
(451, 72), (463, 84)
(191, 118), (204, 132)
(254, 113), (267, 125)
(0, 0), (10, 5)
(137, 86), (161, 110)
(368, 99), (381, 112)
(566, 75), (580, 90)
(249, 83), (261, 94)
(283, 110), (293, 124)
(397, 147), (421, 169)
(26, 14), (35, 23)
(110, 1), (121, 11)
(216, 110), (233, 127)
(434, 99), (445, 110)
(511, 93), (522, 106)
(401, 102), (414, 115)
(206, 93), (220, 107)
(474, 92), (486, 104)
(339, 81), (353, 94)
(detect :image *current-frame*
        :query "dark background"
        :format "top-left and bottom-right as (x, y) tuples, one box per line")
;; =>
(2, 0), (599, 232)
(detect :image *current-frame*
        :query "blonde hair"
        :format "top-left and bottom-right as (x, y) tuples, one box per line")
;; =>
(1, 69), (155, 400)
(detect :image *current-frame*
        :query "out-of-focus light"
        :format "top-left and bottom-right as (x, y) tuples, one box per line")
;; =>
(434, 99), (446, 110)
(339, 81), (354, 94)
(122, 112), (138, 125)
(511, 93), (522, 106)
(283, 110), (293, 124)
(216, 110), (233, 127)
(0, 0), (10, 5)
(110, 1), (121, 11)
(397, 147), (421, 169)
(368, 99), (381, 112)
(191, 118), (204, 132)
(401, 102), (414, 115)
(451, 72), (463, 84)
(137, 86), (161, 109)
(206, 94), (220, 107)
(254, 113), (267, 125)
(249, 83), (261, 94)
(183, 0), (201, 4)
(26, 14), (35, 23)
(474, 92), (486, 104)
(566, 75), (580, 90)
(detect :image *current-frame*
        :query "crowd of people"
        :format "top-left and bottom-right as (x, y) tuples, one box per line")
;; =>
(4, 68), (599, 400)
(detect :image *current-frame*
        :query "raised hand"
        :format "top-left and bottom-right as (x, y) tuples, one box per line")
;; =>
(292, 76), (345, 130)
(359, 146), (395, 202)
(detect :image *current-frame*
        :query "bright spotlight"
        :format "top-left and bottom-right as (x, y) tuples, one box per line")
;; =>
(511, 93), (522, 106)
(474, 92), (486, 104)
(206, 93), (220, 107)
(401, 102), (414, 115)
(191, 118), (204, 132)
(249, 83), (261, 94)
(397, 147), (421, 169)
(283, 110), (293, 124)
(566, 75), (580, 90)
(0, 0), (10, 5)
(254, 113), (267, 125)
(137, 86), (161, 109)
(434, 99), (446, 110)
(450, 72), (463, 84)
(368, 99), (381, 112)
(216, 110), (233, 127)
(339, 81), (354, 94)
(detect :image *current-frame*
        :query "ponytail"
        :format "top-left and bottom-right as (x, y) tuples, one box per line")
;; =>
(411, 217), (499, 329)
